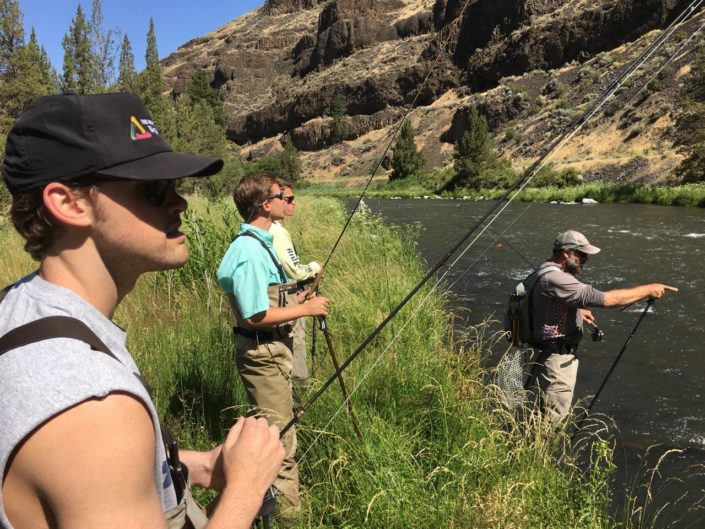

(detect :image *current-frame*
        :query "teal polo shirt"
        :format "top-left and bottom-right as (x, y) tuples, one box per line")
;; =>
(217, 223), (289, 320)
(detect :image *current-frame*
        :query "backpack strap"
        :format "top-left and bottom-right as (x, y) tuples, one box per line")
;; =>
(0, 315), (115, 360)
(0, 293), (186, 502)
(234, 231), (288, 284)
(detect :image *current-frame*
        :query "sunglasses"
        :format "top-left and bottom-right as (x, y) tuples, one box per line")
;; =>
(77, 177), (176, 206)
(144, 179), (176, 206)
(265, 191), (284, 201)
(283, 195), (295, 204)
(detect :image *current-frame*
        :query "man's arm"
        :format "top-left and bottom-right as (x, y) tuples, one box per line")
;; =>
(271, 223), (321, 282)
(603, 283), (677, 308)
(3, 393), (167, 529)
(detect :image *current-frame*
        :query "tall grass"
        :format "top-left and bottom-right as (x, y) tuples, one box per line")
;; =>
(1, 197), (670, 527)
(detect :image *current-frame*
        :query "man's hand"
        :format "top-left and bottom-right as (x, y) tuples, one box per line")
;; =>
(647, 284), (678, 299)
(205, 417), (285, 528)
(221, 417), (284, 499)
(579, 308), (596, 326)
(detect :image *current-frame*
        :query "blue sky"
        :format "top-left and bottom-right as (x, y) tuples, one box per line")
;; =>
(18, 0), (265, 73)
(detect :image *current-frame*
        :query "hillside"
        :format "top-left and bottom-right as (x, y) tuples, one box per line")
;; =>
(161, 0), (702, 184)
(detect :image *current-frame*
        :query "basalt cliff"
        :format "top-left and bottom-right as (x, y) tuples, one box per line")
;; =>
(161, 0), (702, 184)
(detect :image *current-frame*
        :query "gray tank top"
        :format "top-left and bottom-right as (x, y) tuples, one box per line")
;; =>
(0, 273), (178, 528)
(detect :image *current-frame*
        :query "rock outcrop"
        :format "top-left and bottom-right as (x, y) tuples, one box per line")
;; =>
(160, 0), (701, 183)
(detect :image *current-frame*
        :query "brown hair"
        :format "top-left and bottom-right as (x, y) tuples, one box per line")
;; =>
(10, 183), (96, 261)
(233, 171), (278, 221)
(277, 178), (293, 191)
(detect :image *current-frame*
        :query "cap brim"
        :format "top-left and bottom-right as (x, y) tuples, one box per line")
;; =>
(579, 244), (601, 255)
(96, 151), (223, 181)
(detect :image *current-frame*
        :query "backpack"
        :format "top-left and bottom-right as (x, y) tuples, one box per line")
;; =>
(504, 264), (560, 346)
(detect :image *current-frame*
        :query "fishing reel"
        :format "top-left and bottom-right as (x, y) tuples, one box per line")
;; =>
(591, 326), (604, 342)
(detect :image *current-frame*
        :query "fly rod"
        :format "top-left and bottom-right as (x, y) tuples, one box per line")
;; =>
(571, 298), (655, 439)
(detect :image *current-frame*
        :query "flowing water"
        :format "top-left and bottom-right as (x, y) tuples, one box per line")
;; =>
(357, 198), (705, 527)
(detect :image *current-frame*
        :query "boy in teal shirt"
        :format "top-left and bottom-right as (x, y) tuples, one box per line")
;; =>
(217, 171), (329, 520)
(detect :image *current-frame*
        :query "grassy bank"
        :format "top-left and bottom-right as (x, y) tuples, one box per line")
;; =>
(1, 198), (659, 528)
(304, 179), (705, 207)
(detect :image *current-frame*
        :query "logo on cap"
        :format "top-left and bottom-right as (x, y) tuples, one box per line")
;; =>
(130, 115), (159, 140)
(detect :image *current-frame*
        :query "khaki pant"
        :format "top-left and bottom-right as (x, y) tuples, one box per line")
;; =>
(165, 483), (208, 529)
(291, 317), (308, 383)
(536, 352), (579, 424)
(236, 335), (299, 511)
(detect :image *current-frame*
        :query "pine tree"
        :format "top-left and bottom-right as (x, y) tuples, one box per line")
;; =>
(0, 0), (23, 78)
(278, 136), (302, 183)
(138, 18), (173, 140)
(90, 0), (120, 89)
(0, 0), (24, 131)
(117, 34), (137, 92)
(449, 107), (497, 189)
(142, 18), (163, 108)
(675, 46), (705, 183)
(4, 29), (57, 114)
(389, 120), (425, 181)
(62, 4), (98, 94)
(0, 3), (56, 131)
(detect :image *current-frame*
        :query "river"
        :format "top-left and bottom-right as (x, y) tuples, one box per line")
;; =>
(358, 198), (705, 527)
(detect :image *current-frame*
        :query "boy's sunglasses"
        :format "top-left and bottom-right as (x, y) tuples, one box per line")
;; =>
(283, 195), (295, 204)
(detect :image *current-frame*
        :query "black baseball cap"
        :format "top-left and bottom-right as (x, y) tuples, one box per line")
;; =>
(2, 92), (224, 195)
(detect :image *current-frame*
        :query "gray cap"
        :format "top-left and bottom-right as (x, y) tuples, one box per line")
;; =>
(553, 230), (601, 254)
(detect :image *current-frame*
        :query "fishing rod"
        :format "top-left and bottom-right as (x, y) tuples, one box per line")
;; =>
(316, 315), (364, 440)
(571, 298), (655, 439)
(281, 0), (704, 438)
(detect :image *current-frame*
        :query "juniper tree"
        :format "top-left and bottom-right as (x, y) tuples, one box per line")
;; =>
(389, 119), (425, 181)
(449, 107), (498, 189)
(186, 68), (227, 127)
(278, 135), (302, 183)
(329, 93), (350, 144)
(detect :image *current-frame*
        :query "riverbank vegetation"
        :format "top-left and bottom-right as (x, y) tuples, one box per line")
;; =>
(303, 177), (705, 207)
(0, 196), (674, 528)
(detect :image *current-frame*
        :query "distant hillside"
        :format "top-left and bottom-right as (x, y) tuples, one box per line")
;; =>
(161, 0), (702, 185)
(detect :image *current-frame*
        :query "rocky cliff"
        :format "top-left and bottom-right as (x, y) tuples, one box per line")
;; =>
(161, 0), (702, 183)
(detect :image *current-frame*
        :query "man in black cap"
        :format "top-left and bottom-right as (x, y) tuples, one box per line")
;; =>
(524, 230), (676, 424)
(0, 93), (284, 529)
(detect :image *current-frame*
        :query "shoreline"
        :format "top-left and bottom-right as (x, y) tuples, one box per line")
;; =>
(302, 181), (705, 207)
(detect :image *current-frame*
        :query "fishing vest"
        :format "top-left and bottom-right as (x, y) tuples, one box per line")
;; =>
(0, 286), (208, 529)
(504, 264), (561, 347)
(228, 231), (299, 342)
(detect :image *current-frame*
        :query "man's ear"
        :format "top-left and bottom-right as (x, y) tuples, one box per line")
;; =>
(42, 182), (94, 228)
